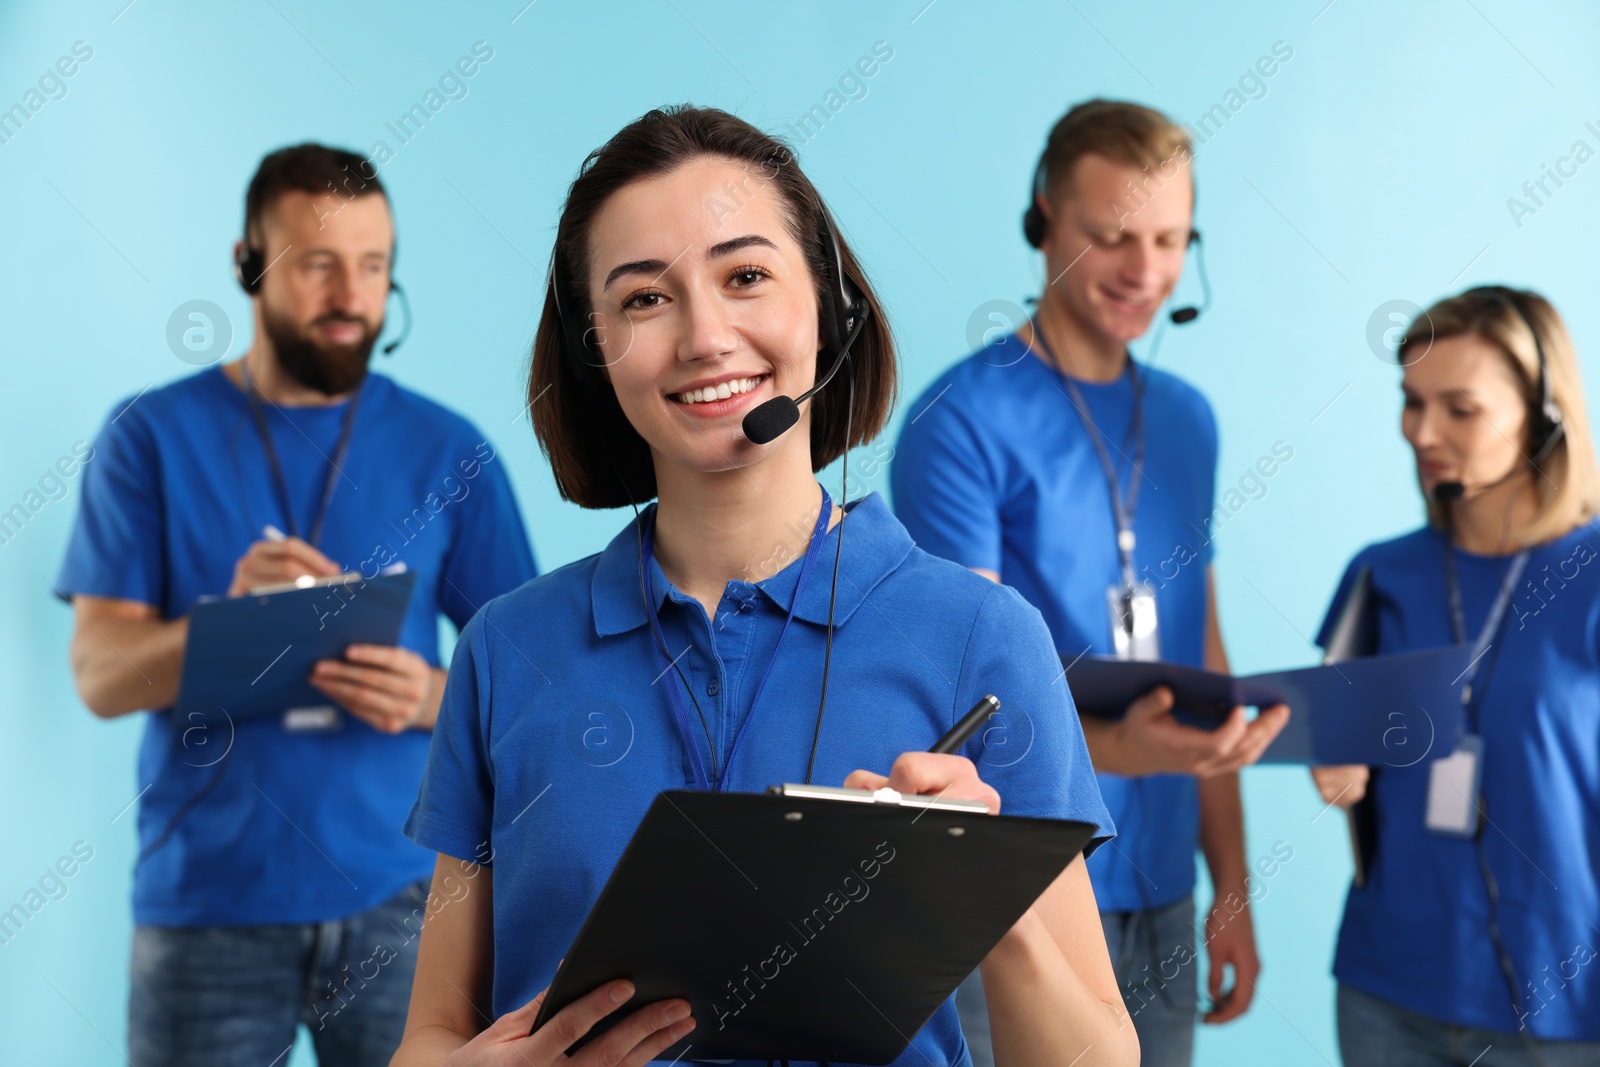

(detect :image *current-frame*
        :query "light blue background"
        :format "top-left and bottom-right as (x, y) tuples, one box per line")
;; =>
(4, 1), (1599, 1063)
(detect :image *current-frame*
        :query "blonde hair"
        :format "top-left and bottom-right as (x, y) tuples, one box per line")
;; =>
(1400, 287), (1600, 544)
(1038, 99), (1193, 202)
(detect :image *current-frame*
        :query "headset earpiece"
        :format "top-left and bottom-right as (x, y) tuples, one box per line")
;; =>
(1464, 285), (1564, 460)
(1022, 156), (1048, 249)
(235, 244), (265, 296)
(816, 201), (866, 360)
(382, 280), (410, 356)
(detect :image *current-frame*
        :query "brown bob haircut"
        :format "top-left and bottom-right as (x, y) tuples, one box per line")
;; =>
(529, 105), (897, 509)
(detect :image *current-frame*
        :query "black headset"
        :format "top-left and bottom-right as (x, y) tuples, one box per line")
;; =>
(549, 200), (867, 397)
(233, 240), (411, 356)
(1423, 287), (1567, 505)
(1020, 152), (1055, 251)
(1463, 285), (1565, 461)
(1022, 150), (1209, 325)
(233, 243), (267, 297)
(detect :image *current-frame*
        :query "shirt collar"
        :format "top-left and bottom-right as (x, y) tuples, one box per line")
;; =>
(590, 491), (913, 636)
(590, 510), (664, 637)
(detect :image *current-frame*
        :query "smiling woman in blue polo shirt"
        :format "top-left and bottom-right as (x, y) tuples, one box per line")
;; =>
(389, 106), (1134, 1067)
(1313, 286), (1600, 1065)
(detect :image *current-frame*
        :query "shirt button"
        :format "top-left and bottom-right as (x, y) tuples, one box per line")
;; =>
(706, 679), (720, 697)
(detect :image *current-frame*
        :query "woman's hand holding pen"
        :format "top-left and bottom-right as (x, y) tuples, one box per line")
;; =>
(440, 980), (693, 1067)
(843, 752), (1003, 814)
(843, 697), (1006, 811)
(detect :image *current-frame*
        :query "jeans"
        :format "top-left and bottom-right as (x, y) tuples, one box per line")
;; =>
(1337, 984), (1600, 1067)
(129, 877), (430, 1067)
(955, 895), (1197, 1067)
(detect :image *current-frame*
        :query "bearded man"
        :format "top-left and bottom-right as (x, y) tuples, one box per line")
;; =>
(58, 143), (537, 1067)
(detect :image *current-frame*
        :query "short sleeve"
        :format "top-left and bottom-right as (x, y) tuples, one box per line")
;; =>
(406, 607), (496, 863)
(55, 403), (165, 607)
(956, 582), (1115, 856)
(891, 387), (1004, 574)
(437, 439), (537, 632)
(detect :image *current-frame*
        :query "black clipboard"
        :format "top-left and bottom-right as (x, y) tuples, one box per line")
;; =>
(532, 784), (1100, 1065)
(176, 570), (418, 723)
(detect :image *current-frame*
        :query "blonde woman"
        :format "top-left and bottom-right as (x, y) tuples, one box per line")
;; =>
(1314, 286), (1600, 1066)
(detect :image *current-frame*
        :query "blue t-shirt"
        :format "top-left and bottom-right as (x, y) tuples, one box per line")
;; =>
(56, 366), (537, 926)
(406, 491), (1113, 1067)
(1319, 523), (1600, 1041)
(892, 335), (1218, 912)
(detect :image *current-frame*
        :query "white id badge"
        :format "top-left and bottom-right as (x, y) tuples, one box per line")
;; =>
(1107, 582), (1161, 662)
(282, 705), (342, 733)
(1425, 733), (1483, 838)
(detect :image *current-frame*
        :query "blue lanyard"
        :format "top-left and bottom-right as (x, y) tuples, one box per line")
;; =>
(1028, 321), (1147, 590)
(640, 488), (833, 792)
(1444, 544), (1529, 733)
(241, 362), (362, 550)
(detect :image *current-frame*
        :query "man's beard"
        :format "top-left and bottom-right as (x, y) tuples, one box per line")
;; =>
(262, 303), (381, 396)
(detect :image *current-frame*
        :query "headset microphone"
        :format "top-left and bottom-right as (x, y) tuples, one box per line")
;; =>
(740, 202), (870, 446)
(740, 395), (801, 447)
(381, 281), (411, 356)
(742, 305), (870, 445)
(1168, 229), (1210, 325)
(1431, 455), (1548, 505)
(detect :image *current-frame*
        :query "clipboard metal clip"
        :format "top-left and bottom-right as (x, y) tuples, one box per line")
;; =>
(766, 782), (990, 814)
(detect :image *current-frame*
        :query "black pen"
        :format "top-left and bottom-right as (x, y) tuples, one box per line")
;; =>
(929, 695), (1001, 755)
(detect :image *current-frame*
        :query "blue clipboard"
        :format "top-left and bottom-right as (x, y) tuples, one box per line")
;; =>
(1063, 644), (1471, 765)
(176, 571), (418, 723)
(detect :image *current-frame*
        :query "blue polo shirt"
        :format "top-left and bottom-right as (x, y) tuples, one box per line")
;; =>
(892, 334), (1218, 912)
(56, 366), (537, 926)
(1319, 523), (1600, 1040)
(406, 490), (1113, 1067)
